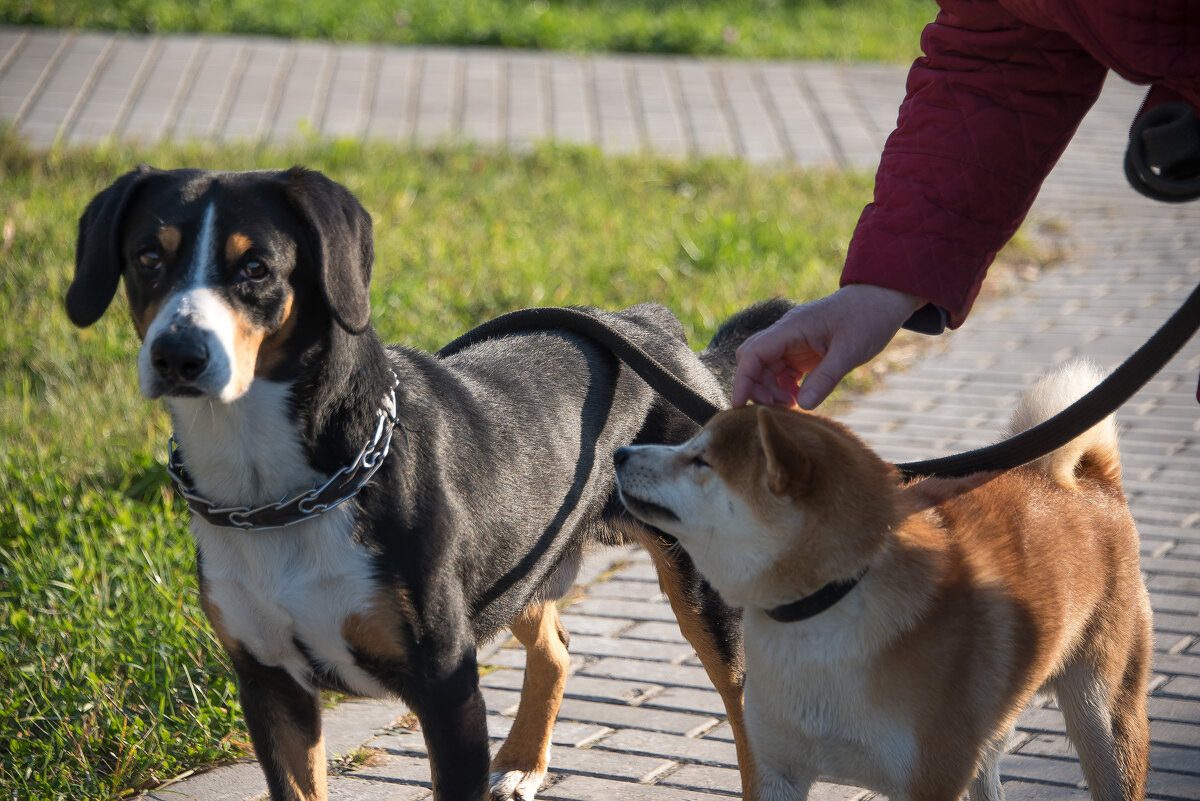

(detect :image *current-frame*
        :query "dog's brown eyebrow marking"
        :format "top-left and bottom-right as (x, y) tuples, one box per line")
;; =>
(158, 226), (181, 254)
(225, 232), (253, 262)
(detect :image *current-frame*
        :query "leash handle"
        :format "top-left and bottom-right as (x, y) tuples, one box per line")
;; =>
(437, 306), (724, 425)
(1125, 102), (1200, 203)
(896, 280), (1200, 479)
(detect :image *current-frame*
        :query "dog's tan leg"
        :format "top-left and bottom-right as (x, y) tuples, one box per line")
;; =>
(636, 529), (755, 799)
(967, 735), (1005, 801)
(231, 652), (328, 801)
(1107, 630), (1152, 801)
(489, 599), (571, 801)
(206, 597), (327, 801)
(1059, 611), (1151, 801)
(1054, 621), (1151, 801)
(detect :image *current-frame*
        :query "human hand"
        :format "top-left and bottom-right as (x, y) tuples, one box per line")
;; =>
(732, 284), (926, 409)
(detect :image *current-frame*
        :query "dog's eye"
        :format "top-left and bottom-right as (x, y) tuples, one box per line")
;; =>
(239, 259), (269, 282)
(690, 455), (710, 469)
(138, 250), (163, 272)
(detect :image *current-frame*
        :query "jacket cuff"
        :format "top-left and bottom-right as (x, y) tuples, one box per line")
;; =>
(902, 303), (949, 335)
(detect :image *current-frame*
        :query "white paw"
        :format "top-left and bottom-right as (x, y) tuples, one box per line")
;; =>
(489, 768), (547, 801)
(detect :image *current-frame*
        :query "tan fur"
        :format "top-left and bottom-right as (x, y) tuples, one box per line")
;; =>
(615, 362), (1152, 801)
(200, 587), (240, 655)
(341, 589), (412, 660)
(205, 585), (329, 801)
(126, 222), (177, 338)
(634, 527), (756, 798)
(225, 232), (254, 262)
(231, 314), (267, 397)
(490, 600), (572, 798)
(131, 298), (163, 339)
(255, 295), (298, 376)
(158, 225), (181, 255)
(271, 726), (328, 801)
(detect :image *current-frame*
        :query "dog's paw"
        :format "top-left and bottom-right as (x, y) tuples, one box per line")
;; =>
(489, 768), (546, 801)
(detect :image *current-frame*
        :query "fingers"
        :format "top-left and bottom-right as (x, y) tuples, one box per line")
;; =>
(733, 322), (814, 407)
(733, 296), (837, 408)
(732, 285), (925, 410)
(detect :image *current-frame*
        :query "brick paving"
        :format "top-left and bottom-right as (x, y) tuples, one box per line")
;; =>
(3, 25), (1198, 801)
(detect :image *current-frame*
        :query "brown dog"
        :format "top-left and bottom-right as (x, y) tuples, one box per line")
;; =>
(614, 360), (1152, 801)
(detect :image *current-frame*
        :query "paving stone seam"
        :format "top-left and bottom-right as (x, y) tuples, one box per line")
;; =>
(0, 27), (30, 77)
(162, 40), (208, 141)
(111, 36), (165, 141)
(792, 65), (845, 166)
(55, 34), (115, 144)
(257, 43), (296, 142)
(12, 30), (71, 127)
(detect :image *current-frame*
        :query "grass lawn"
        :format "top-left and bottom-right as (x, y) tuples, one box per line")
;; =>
(0, 129), (877, 798)
(1, 0), (937, 62)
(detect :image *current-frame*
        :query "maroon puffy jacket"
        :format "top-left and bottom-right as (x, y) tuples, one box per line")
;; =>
(841, 0), (1200, 329)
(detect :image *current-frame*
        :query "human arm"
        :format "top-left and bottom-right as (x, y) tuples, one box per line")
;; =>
(734, 0), (1110, 409)
(842, 0), (1109, 324)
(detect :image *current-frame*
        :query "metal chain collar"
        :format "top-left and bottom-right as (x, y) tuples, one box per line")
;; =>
(166, 371), (399, 531)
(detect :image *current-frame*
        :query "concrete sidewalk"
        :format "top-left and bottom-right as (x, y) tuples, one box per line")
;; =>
(3, 26), (1198, 801)
(0, 26), (899, 166)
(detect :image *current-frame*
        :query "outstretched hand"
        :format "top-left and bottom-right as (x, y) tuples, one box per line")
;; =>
(732, 285), (925, 409)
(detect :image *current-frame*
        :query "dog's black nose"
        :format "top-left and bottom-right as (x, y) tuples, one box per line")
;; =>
(151, 335), (209, 384)
(614, 447), (631, 467)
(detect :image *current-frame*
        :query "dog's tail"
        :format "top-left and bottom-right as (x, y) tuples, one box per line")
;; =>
(1004, 358), (1122, 489)
(700, 298), (794, 392)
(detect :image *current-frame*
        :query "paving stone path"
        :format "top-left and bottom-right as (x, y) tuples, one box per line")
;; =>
(3, 26), (1197, 801)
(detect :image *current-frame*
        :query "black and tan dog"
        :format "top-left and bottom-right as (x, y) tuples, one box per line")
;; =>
(67, 166), (787, 801)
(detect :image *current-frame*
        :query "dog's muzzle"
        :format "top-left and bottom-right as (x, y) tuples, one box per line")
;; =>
(149, 331), (210, 394)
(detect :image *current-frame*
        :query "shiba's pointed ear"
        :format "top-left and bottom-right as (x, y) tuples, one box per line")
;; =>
(756, 405), (812, 497)
(68, 164), (158, 327)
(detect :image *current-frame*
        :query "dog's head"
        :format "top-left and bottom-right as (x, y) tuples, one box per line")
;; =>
(614, 405), (898, 608)
(67, 166), (374, 402)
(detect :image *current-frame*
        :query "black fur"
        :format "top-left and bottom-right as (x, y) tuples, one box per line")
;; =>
(68, 164), (157, 327)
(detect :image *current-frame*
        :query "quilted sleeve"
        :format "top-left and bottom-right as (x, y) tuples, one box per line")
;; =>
(841, 0), (1108, 328)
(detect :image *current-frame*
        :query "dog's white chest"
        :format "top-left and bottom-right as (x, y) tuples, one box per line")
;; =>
(170, 381), (389, 697)
(194, 510), (387, 696)
(744, 612), (917, 793)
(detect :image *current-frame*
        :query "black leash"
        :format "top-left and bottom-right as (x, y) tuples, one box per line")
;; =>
(438, 283), (1200, 481)
(896, 280), (1200, 478)
(437, 306), (725, 425)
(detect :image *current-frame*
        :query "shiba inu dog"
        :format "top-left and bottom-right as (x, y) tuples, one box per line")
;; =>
(614, 360), (1152, 801)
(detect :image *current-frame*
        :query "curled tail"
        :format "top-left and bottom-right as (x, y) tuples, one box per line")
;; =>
(700, 298), (794, 393)
(1005, 358), (1122, 489)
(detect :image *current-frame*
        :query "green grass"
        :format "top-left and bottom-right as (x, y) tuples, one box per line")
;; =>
(0, 129), (875, 798)
(1, 0), (937, 61)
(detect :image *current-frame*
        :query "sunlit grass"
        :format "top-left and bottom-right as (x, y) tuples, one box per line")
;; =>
(2, 0), (937, 62)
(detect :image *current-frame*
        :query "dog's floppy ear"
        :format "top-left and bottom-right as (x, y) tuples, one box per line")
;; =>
(283, 167), (374, 335)
(67, 164), (158, 327)
(756, 405), (813, 497)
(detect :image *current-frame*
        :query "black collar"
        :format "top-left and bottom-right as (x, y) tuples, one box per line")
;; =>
(764, 568), (868, 623)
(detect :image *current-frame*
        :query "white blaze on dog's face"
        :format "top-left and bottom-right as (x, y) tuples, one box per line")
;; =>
(120, 181), (305, 404)
(616, 405), (895, 609)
